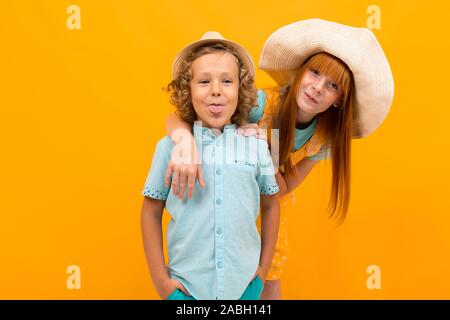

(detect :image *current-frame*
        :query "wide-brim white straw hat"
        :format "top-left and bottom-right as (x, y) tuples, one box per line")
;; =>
(259, 19), (394, 138)
(172, 31), (255, 80)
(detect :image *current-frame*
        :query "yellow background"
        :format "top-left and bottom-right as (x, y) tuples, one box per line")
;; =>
(1, 0), (449, 299)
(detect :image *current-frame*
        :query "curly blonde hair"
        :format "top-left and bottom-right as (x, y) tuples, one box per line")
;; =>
(166, 44), (256, 126)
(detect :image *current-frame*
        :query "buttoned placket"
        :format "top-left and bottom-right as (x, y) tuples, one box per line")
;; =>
(213, 131), (225, 300)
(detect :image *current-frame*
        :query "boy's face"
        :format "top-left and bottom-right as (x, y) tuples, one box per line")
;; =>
(190, 51), (239, 131)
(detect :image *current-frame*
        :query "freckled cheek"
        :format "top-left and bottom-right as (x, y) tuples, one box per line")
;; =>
(321, 97), (332, 108)
(330, 92), (340, 105)
(192, 90), (208, 102)
(224, 88), (239, 102)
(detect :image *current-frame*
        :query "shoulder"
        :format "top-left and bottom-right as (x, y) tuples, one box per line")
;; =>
(307, 145), (331, 161)
(155, 136), (174, 154)
(234, 135), (270, 161)
(252, 137), (272, 162)
(255, 136), (270, 149)
(237, 134), (269, 148)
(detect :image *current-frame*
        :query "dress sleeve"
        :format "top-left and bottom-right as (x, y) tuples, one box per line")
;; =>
(247, 89), (266, 124)
(306, 145), (331, 161)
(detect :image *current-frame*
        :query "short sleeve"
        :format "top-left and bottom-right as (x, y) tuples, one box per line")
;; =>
(248, 89), (266, 124)
(255, 140), (279, 195)
(307, 145), (331, 161)
(142, 137), (173, 200)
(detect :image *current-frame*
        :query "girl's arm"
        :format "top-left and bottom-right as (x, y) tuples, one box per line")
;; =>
(165, 113), (205, 199)
(276, 157), (319, 198)
(256, 194), (280, 281)
(166, 112), (192, 137)
(141, 196), (189, 298)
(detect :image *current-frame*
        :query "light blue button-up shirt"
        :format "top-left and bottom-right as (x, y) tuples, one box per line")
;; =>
(142, 123), (279, 300)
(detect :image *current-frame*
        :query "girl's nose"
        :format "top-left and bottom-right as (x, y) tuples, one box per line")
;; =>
(312, 78), (326, 93)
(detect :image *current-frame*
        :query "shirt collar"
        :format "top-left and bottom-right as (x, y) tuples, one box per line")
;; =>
(193, 122), (237, 142)
(295, 116), (317, 133)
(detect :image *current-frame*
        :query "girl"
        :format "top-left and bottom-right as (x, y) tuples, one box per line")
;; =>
(165, 19), (394, 299)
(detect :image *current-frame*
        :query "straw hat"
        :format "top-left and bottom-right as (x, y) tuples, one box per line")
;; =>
(172, 31), (255, 80)
(259, 19), (394, 138)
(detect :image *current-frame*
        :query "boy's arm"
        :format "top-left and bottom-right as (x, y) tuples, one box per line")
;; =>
(256, 193), (280, 281)
(276, 157), (319, 198)
(141, 196), (189, 299)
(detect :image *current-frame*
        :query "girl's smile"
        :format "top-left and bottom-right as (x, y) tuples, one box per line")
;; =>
(304, 91), (318, 104)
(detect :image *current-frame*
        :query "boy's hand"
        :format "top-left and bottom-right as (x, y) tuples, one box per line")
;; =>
(157, 277), (191, 300)
(237, 123), (267, 141)
(254, 265), (270, 284)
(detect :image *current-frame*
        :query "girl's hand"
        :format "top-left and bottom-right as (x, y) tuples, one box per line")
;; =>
(236, 123), (267, 140)
(158, 277), (191, 300)
(164, 133), (205, 200)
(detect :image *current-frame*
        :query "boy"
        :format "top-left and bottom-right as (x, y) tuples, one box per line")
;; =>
(141, 32), (279, 300)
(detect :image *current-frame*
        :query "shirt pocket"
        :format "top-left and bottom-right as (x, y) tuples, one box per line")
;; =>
(229, 159), (257, 175)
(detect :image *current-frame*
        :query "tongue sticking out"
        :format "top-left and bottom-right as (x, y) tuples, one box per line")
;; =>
(208, 104), (224, 114)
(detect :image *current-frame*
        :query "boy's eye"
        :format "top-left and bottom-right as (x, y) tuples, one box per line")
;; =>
(198, 80), (209, 84)
(223, 79), (233, 84)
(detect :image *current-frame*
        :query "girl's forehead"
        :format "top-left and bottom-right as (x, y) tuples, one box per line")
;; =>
(307, 61), (349, 86)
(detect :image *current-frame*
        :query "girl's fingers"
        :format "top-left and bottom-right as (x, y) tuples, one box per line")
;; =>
(256, 134), (268, 141)
(164, 162), (173, 187)
(243, 128), (257, 136)
(171, 168), (180, 196)
(197, 166), (205, 188)
(178, 171), (187, 200)
(237, 124), (258, 136)
(187, 172), (195, 198)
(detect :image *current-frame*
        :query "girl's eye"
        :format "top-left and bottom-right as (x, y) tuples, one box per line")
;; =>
(329, 82), (339, 90)
(199, 80), (209, 84)
(310, 69), (320, 75)
(223, 79), (233, 84)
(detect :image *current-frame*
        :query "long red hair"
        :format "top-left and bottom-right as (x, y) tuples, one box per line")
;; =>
(273, 52), (354, 224)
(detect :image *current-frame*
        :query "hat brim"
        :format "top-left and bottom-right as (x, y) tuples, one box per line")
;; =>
(172, 37), (255, 80)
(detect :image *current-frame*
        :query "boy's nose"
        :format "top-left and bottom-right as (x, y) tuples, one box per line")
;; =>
(211, 83), (221, 96)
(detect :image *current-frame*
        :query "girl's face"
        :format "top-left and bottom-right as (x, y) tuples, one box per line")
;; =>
(296, 67), (343, 117)
(190, 51), (239, 131)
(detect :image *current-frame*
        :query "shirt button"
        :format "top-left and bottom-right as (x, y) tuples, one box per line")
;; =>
(216, 169), (222, 175)
(217, 262), (223, 268)
(216, 199), (222, 205)
(216, 227), (223, 235)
